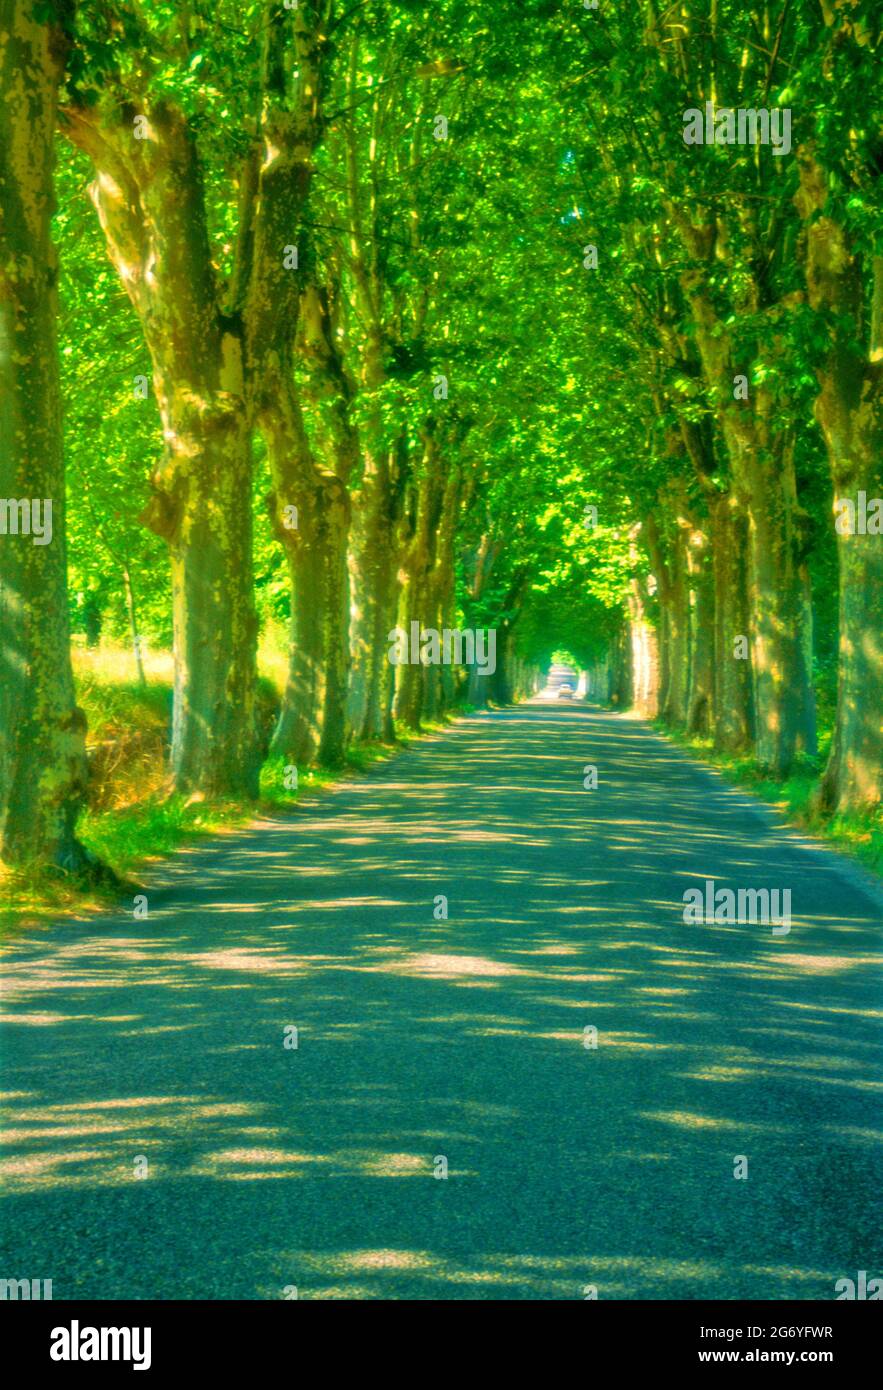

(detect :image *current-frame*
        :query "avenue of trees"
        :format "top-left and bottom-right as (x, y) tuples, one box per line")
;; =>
(1, 0), (880, 879)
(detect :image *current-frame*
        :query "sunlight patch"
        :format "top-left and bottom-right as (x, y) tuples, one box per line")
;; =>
(374, 953), (525, 978)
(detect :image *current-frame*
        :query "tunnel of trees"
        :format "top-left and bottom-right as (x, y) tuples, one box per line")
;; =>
(1, 0), (880, 883)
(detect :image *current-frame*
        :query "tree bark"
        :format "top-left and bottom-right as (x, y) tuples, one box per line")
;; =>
(823, 526), (883, 810)
(686, 527), (714, 735)
(348, 457), (399, 741)
(627, 529), (660, 718)
(265, 392), (350, 768)
(644, 510), (689, 727)
(122, 565), (147, 687)
(393, 427), (443, 731)
(673, 222), (814, 775)
(64, 101), (261, 797)
(0, 1), (95, 873)
(744, 444), (816, 778)
(425, 464), (461, 718)
(297, 281), (359, 764)
(163, 404), (259, 796)
(797, 152), (883, 811)
(709, 495), (754, 752)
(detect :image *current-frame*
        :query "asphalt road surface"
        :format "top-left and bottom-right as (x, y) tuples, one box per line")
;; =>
(2, 703), (881, 1299)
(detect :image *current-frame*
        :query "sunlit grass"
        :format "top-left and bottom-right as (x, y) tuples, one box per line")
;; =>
(0, 644), (458, 941)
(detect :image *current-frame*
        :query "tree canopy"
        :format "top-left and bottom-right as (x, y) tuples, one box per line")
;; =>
(1, 0), (881, 877)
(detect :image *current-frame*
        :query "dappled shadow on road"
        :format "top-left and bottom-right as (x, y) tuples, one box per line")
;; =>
(1, 706), (881, 1298)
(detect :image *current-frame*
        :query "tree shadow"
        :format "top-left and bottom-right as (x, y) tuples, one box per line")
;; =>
(1, 706), (880, 1299)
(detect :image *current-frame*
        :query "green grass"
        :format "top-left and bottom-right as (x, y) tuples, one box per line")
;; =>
(79, 793), (254, 872)
(658, 724), (883, 880)
(0, 645), (465, 941)
(78, 740), (401, 878)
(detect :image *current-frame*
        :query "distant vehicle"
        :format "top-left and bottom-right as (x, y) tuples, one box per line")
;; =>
(557, 683), (574, 700)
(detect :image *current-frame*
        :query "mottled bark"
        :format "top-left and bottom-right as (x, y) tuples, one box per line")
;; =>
(64, 101), (261, 796)
(342, 44), (440, 741)
(489, 627), (514, 705)
(421, 463), (461, 719)
(709, 496), (754, 752)
(165, 416), (259, 795)
(428, 545), (458, 717)
(586, 657), (613, 705)
(610, 623), (633, 708)
(393, 427), (446, 730)
(237, 8), (339, 765)
(626, 534), (660, 719)
(795, 563), (817, 759)
(462, 532), (501, 711)
(745, 447), (815, 778)
(466, 660), (489, 709)
(0, 1), (94, 873)
(797, 153), (883, 811)
(654, 336), (750, 748)
(298, 283), (359, 764)
(644, 510), (689, 727)
(673, 215), (814, 775)
(394, 573), (429, 731)
(824, 528), (883, 810)
(686, 528), (714, 735)
(264, 386), (350, 766)
(260, 284), (354, 770)
(629, 616), (660, 718)
(348, 459), (399, 741)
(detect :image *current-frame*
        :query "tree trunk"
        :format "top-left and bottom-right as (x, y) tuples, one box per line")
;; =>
(393, 428), (445, 732)
(795, 563), (817, 758)
(746, 456), (815, 779)
(421, 463), (460, 719)
(296, 281), (359, 765)
(394, 588), (427, 731)
(264, 394), (351, 768)
(645, 511), (689, 726)
(162, 407), (260, 796)
(627, 560), (660, 719)
(421, 584), (444, 722)
(267, 469), (350, 769)
(0, 3), (94, 874)
(686, 528), (714, 735)
(122, 565), (147, 687)
(797, 154), (883, 811)
(489, 627), (514, 705)
(708, 496), (754, 752)
(822, 526), (883, 810)
(467, 662), (489, 708)
(271, 520), (324, 766)
(64, 103), (261, 797)
(673, 211), (813, 777)
(348, 454), (399, 742)
(317, 502), (351, 767)
(611, 622), (632, 707)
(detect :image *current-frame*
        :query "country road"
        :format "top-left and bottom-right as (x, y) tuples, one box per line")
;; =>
(1, 703), (881, 1300)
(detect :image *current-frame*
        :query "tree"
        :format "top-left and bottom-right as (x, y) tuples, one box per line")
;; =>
(795, 1), (883, 812)
(0, 0), (97, 874)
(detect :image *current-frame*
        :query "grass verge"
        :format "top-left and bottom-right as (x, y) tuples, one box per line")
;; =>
(657, 723), (883, 880)
(1, 646), (462, 941)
